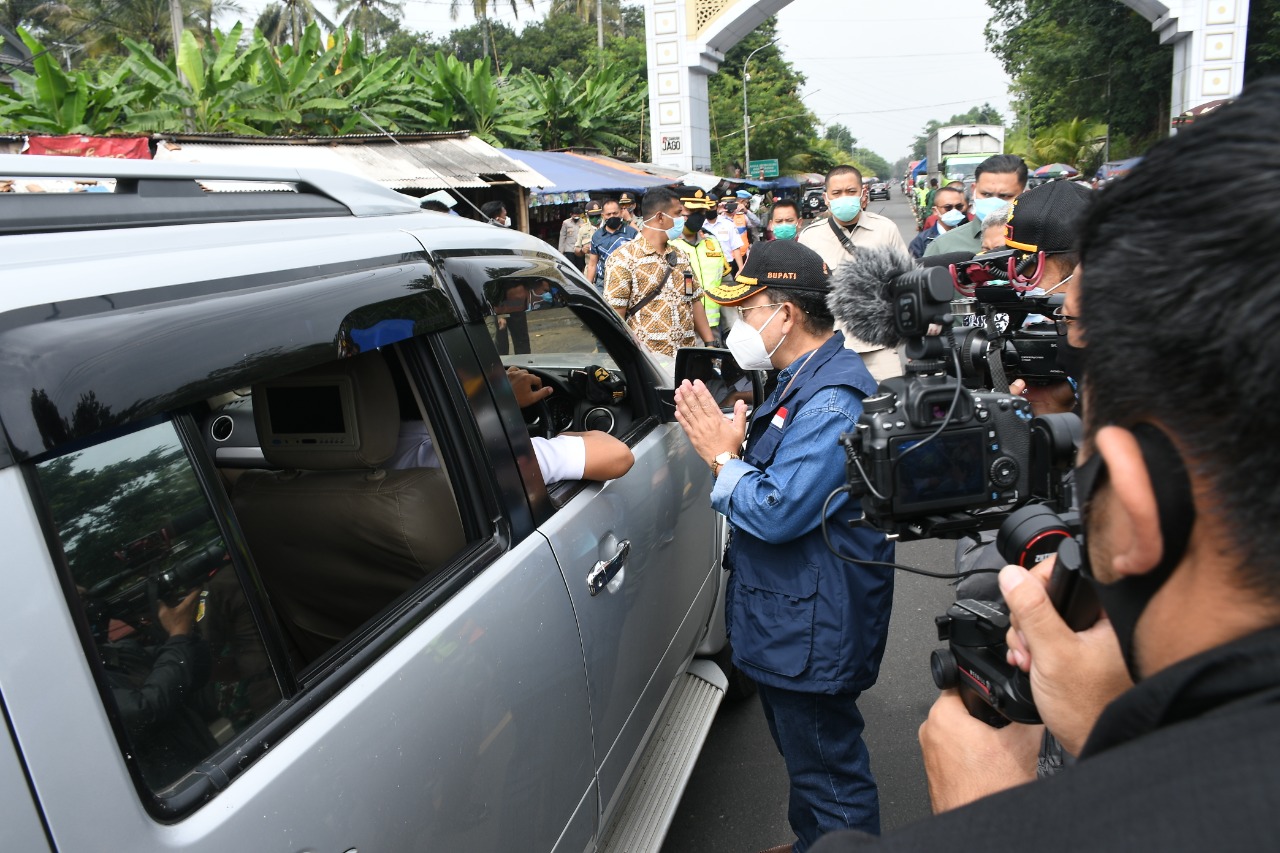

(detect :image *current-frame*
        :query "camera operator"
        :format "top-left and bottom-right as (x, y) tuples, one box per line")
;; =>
(813, 78), (1280, 852)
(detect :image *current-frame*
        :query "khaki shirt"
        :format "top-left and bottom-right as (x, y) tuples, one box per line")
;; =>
(574, 221), (598, 254)
(799, 211), (910, 357)
(558, 217), (581, 253)
(605, 235), (703, 357)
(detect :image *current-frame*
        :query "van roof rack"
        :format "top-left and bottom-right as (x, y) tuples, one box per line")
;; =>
(0, 155), (421, 235)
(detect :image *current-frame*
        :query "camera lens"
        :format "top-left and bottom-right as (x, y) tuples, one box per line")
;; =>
(930, 648), (959, 690)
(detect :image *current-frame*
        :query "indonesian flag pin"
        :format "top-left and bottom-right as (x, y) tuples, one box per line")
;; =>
(771, 407), (788, 430)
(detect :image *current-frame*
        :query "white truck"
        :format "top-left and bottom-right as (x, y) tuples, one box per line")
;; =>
(926, 125), (1005, 187)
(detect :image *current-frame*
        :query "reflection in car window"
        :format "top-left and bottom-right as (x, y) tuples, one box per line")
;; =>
(36, 422), (281, 796)
(485, 285), (618, 372)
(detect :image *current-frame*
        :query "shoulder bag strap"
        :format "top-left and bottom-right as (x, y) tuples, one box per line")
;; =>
(828, 215), (858, 255)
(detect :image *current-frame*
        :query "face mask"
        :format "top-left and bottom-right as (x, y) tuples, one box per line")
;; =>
(664, 215), (687, 241)
(589, 216), (601, 226)
(726, 305), (785, 370)
(685, 211), (707, 235)
(829, 196), (862, 223)
(540, 291), (554, 305)
(970, 196), (1009, 223)
(706, 211), (719, 222)
(572, 215), (580, 221)
(604, 216), (622, 230)
(772, 223), (798, 240)
(939, 209), (966, 227)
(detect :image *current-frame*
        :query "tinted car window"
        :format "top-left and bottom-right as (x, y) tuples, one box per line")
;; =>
(36, 421), (282, 796)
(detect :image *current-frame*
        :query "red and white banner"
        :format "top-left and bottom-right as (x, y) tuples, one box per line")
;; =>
(25, 136), (151, 160)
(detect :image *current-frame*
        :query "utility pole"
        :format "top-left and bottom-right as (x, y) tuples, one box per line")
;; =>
(742, 40), (776, 178)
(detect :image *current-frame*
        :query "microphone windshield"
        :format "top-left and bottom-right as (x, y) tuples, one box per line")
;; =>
(827, 244), (917, 349)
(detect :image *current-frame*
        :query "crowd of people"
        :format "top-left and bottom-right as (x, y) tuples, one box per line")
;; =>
(447, 79), (1280, 852)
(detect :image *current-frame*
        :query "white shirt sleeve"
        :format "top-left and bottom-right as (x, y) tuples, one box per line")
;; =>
(532, 435), (587, 485)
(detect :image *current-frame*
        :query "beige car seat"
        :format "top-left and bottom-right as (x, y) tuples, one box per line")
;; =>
(232, 352), (465, 663)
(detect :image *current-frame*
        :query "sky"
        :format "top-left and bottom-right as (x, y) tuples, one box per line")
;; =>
(240, 0), (1014, 163)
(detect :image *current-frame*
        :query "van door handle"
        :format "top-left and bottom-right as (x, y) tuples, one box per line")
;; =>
(588, 540), (630, 596)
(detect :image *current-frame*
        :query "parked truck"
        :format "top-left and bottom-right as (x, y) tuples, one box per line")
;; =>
(926, 125), (1005, 187)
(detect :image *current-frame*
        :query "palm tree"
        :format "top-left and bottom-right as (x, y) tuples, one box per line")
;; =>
(1031, 117), (1107, 172)
(37, 0), (192, 59)
(255, 0), (333, 50)
(336, 0), (402, 49)
(449, 0), (533, 65)
(189, 0), (244, 42)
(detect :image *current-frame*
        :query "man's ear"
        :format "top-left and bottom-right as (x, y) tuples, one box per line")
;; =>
(1094, 425), (1165, 577)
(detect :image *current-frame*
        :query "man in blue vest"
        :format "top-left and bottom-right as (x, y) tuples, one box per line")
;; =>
(673, 240), (896, 851)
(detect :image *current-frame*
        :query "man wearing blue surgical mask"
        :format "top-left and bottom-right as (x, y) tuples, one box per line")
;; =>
(908, 187), (969, 258)
(798, 165), (910, 380)
(925, 154), (1028, 258)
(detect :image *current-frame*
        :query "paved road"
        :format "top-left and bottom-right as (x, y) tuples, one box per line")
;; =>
(661, 195), (956, 853)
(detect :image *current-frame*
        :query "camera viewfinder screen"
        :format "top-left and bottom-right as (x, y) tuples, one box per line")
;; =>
(894, 429), (987, 505)
(267, 385), (346, 434)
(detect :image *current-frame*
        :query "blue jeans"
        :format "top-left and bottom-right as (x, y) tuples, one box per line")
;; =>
(756, 683), (880, 851)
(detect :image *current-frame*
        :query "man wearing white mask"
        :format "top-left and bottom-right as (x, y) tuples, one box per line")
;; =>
(925, 154), (1028, 258)
(673, 240), (895, 853)
(799, 165), (909, 380)
(908, 186), (970, 258)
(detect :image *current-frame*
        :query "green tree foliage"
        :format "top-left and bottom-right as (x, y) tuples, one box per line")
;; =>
(517, 63), (642, 151)
(824, 123), (856, 155)
(909, 103), (1004, 160)
(255, 0), (335, 50)
(985, 0), (1170, 142)
(1246, 0), (1280, 82)
(1029, 116), (1107, 172)
(0, 27), (130, 132)
(37, 0), (193, 59)
(335, 0), (404, 49)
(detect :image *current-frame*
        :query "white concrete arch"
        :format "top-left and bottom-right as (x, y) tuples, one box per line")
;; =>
(644, 0), (1251, 172)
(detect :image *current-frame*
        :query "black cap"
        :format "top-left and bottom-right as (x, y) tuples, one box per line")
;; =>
(705, 240), (830, 305)
(618, 192), (636, 207)
(1005, 180), (1092, 254)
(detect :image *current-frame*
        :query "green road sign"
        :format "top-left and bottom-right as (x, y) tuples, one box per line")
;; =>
(748, 159), (779, 178)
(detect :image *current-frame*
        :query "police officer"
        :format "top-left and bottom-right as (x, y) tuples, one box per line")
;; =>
(670, 187), (732, 346)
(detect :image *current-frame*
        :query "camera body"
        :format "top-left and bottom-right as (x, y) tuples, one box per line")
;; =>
(844, 373), (1033, 536)
(931, 505), (1100, 727)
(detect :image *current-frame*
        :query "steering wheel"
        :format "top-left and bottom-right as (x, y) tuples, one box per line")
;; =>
(524, 396), (556, 439)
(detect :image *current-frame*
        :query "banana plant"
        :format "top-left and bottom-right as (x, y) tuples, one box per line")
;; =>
(413, 53), (536, 146)
(0, 28), (130, 133)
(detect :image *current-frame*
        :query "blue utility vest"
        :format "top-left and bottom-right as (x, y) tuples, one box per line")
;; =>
(726, 333), (896, 694)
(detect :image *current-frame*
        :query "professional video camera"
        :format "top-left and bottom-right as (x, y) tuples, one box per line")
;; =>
(827, 245), (1082, 538)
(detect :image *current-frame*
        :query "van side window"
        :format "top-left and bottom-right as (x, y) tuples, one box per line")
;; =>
(35, 421), (283, 797)
(223, 347), (473, 667)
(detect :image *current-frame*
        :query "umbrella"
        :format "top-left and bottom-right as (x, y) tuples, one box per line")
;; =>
(1033, 163), (1079, 179)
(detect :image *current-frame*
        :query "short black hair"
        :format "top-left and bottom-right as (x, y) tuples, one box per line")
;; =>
(933, 186), (965, 203)
(420, 200), (450, 213)
(770, 286), (834, 335)
(641, 186), (681, 218)
(770, 199), (800, 220)
(1078, 76), (1280, 600)
(929, 178), (939, 187)
(480, 200), (506, 219)
(974, 154), (1028, 187)
(825, 165), (864, 187)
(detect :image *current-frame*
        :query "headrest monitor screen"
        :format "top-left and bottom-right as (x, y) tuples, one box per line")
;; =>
(267, 384), (346, 435)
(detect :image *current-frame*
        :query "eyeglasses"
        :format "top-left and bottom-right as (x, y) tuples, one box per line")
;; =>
(1052, 306), (1080, 336)
(738, 301), (785, 315)
(936, 203), (967, 211)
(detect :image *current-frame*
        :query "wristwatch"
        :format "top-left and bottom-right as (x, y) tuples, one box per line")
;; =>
(711, 451), (739, 477)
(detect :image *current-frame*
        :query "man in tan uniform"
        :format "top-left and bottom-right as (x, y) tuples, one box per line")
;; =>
(798, 165), (909, 381)
(605, 187), (714, 357)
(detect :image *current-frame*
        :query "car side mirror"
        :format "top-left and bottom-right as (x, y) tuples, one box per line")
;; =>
(672, 347), (764, 413)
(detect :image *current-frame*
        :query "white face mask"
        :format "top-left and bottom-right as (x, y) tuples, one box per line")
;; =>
(726, 304), (785, 370)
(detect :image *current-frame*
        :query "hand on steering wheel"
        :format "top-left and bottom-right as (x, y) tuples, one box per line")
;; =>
(508, 366), (556, 438)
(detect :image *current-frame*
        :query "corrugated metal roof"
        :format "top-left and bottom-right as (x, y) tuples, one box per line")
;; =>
(153, 134), (552, 190)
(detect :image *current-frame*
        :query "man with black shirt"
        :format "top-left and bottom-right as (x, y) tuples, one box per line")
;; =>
(813, 78), (1280, 853)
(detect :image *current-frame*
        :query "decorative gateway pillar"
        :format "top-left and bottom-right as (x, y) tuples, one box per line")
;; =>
(1123, 0), (1250, 126)
(644, 0), (794, 172)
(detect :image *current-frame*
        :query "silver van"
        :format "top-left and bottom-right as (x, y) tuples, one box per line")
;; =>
(0, 155), (741, 852)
